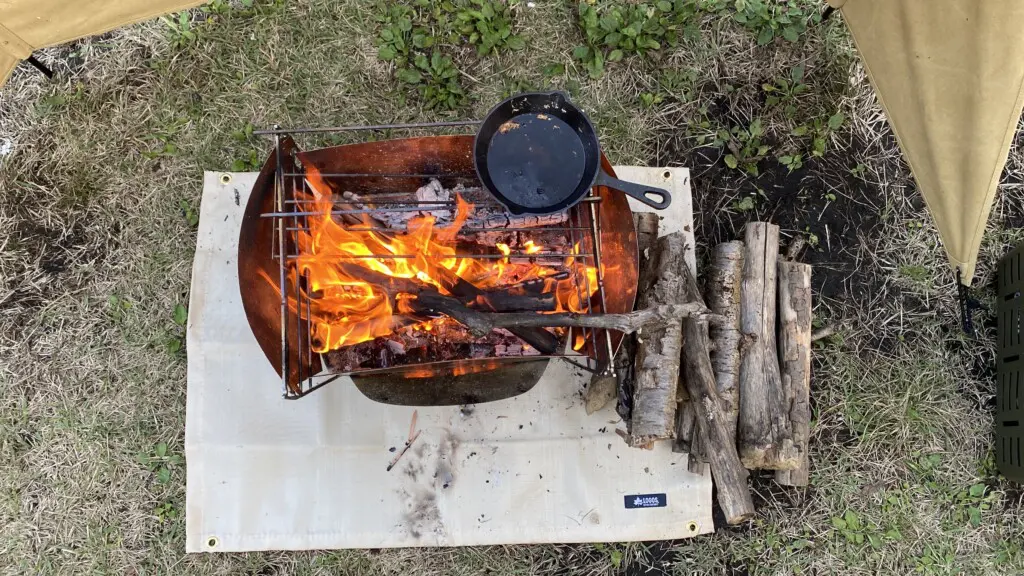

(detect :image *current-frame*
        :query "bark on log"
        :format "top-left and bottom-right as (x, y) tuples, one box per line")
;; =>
(629, 233), (689, 446)
(672, 387), (697, 454)
(633, 212), (660, 256)
(415, 290), (711, 337)
(590, 213), (661, 416)
(775, 261), (813, 486)
(737, 222), (798, 470)
(706, 241), (744, 440)
(677, 260), (755, 524)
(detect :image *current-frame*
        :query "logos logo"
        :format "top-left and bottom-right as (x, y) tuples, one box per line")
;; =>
(624, 493), (667, 509)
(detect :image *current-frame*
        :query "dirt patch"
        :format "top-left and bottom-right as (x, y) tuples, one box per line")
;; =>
(655, 134), (882, 301)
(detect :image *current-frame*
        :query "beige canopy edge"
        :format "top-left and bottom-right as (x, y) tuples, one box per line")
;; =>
(0, 1), (204, 84)
(833, 0), (1024, 284)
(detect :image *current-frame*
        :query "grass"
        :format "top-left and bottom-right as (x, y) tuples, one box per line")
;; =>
(1, 0), (1024, 574)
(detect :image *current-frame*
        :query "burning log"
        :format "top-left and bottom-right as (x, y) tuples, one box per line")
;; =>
(775, 260), (813, 487)
(676, 251), (756, 525)
(474, 291), (555, 313)
(430, 266), (560, 354)
(628, 233), (688, 447)
(340, 181), (569, 242)
(332, 260), (561, 354)
(737, 222), (798, 470)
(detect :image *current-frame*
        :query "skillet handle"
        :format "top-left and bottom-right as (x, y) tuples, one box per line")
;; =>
(595, 170), (672, 210)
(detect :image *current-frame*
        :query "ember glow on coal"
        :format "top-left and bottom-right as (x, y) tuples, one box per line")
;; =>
(290, 166), (598, 354)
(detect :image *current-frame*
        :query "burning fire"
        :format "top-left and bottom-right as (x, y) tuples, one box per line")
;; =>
(290, 166), (599, 353)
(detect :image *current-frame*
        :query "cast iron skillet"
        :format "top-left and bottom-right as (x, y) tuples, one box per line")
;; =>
(473, 91), (671, 215)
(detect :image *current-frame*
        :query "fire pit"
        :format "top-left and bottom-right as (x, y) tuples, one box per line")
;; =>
(238, 125), (639, 405)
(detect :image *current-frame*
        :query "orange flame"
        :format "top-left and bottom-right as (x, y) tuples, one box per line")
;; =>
(290, 166), (599, 353)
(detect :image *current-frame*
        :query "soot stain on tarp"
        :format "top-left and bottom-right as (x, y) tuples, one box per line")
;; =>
(397, 429), (461, 540)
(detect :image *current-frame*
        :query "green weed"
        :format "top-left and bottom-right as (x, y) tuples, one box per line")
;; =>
(178, 199), (199, 228)
(763, 64), (808, 118)
(402, 52), (465, 111)
(573, 1), (698, 79)
(153, 502), (180, 524)
(732, 195), (756, 212)
(777, 152), (803, 172)
(715, 119), (770, 175)
(451, 0), (525, 56)
(705, 0), (820, 45)
(792, 112), (844, 157)
(161, 12), (198, 50)
(137, 442), (184, 484)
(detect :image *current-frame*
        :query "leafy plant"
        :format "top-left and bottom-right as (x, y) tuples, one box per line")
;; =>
(373, 2), (479, 111)
(402, 52), (465, 110)
(179, 199), (199, 228)
(153, 502), (180, 523)
(138, 442), (183, 484)
(804, 227), (819, 248)
(657, 68), (699, 101)
(231, 149), (262, 172)
(107, 294), (132, 322)
(375, 4), (430, 65)
(792, 111), (844, 157)
(948, 483), (996, 528)
(639, 92), (664, 108)
(777, 152), (803, 172)
(173, 303), (188, 326)
(715, 119), (770, 175)
(763, 64), (808, 118)
(732, 195), (756, 212)
(573, 1), (698, 79)
(451, 0), (525, 56)
(706, 0), (820, 45)
(161, 12), (198, 50)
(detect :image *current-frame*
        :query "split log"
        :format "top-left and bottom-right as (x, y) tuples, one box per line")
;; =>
(672, 387), (697, 454)
(633, 212), (659, 256)
(706, 241), (744, 439)
(775, 261), (813, 486)
(629, 233), (689, 446)
(737, 222), (798, 470)
(688, 424), (709, 475)
(587, 213), (660, 416)
(677, 259), (755, 525)
(671, 390), (709, 474)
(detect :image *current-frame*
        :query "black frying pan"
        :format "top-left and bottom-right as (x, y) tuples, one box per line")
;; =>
(473, 91), (671, 215)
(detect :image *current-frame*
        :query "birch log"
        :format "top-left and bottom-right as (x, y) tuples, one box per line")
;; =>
(678, 260), (755, 524)
(587, 213), (660, 415)
(737, 222), (798, 470)
(706, 241), (744, 439)
(629, 233), (687, 447)
(775, 261), (813, 486)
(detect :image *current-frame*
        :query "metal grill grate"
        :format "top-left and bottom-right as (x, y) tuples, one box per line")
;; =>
(997, 243), (1024, 481)
(256, 124), (612, 398)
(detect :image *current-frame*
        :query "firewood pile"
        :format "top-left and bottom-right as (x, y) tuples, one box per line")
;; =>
(589, 220), (813, 525)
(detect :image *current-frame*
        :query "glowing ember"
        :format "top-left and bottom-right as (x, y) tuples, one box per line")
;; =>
(289, 166), (599, 353)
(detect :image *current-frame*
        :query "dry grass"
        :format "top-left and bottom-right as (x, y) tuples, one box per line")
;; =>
(2, 0), (1024, 574)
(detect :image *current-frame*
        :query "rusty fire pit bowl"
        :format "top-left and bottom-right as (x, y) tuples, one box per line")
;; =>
(237, 135), (638, 405)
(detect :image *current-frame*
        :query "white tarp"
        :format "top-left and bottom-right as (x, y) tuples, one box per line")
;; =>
(185, 168), (709, 552)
